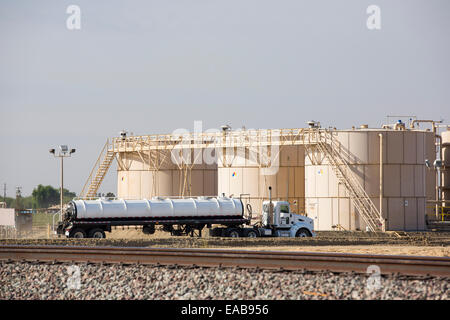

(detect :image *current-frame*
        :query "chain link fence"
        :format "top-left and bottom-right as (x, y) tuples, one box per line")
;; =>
(0, 211), (60, 239)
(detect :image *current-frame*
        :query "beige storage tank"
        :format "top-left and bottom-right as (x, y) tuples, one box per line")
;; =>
(217, 145), (305, 218)
(117, 149), (217, 199)
(305, 128), (436, 231)
(442, 129), (450, 204)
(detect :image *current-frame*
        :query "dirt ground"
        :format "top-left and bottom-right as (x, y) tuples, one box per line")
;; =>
(5, 227), (449, 258)
(98, 228), (450, 257)
(231, 245), (450, 257)
(107, 228), (172, 239)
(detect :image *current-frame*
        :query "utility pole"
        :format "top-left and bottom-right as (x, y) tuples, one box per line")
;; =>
(15, 186), (22, 211)
(61, 155), (63, 216)
(3, 183), (6, 204)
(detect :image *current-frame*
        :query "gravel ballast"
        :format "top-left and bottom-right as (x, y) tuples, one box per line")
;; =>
(0, 261), (447, 300)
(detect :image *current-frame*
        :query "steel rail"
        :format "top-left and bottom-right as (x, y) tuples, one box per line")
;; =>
(0, 245), (449, 277)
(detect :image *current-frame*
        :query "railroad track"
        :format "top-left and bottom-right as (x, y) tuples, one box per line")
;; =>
(1, 245), (449, 277)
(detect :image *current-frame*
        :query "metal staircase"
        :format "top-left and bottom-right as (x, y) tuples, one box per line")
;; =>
(79, 140), (115, 199)
(312, 130), (384, 232)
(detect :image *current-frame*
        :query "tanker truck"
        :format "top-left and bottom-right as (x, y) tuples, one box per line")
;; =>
(56, 187), (315, 239)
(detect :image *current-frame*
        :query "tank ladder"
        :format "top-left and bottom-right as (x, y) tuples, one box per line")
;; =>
(311, 130), (384, 232)
(79, 139), (115, 199)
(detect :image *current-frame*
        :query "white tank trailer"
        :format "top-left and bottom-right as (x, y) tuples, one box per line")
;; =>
(57, 189), (315, 239)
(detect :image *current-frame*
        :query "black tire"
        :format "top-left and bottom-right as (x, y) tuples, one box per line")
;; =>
(244, 229), (259, 238)
(142, 225), (155, 235)
(209, 228), (222, 237)
(295, 228), (312, 238)
(88, 228), (106, 239)
(226, 228), (240, 238)
(70, 228), (87, 239)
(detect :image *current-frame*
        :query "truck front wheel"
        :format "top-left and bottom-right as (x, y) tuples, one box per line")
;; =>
(295, 228), (312, 237)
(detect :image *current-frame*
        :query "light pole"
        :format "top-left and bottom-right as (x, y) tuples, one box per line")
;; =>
(49, 145), (75, 220)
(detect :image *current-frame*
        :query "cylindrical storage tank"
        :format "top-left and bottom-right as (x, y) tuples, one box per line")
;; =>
(217, 143), (305, 219)
(442, 129), (450, 205)
(305, 129), (436, 231)
(117, 149), (217, 199)
(71, 197), (242, 220)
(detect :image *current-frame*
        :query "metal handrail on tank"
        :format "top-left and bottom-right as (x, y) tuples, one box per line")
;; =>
(110, 128), (313, 152)
(109, 125), (436, 153)
(315, 138), (375, 228)
(74, 196), (118, 201)
(74, 195), (227, 201)
(322, 130), (383, 229)
(80, 139), (111, 197)
(312, 129), (384, 231)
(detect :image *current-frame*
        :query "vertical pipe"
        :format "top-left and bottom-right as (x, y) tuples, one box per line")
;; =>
(269, 186), (274, 226)
(433, 124), (440, 219)
(60, 156), (64, 222)
(286, 168), (289, 201)
(379, 134), (385, 231)
(435, 134), (442, 218)
(436, 169), (439, 220)
(222, 130), (227, 168)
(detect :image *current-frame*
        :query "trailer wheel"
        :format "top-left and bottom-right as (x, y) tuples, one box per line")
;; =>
(70, 228), (87, 238)
(295, 228), (311, 237)
(88, 228), (106, 239)
(142, 225), (155, 235)
(244, 229), (258, 238)
(209, 228), (222, 237)
(226, 229), (240, 238)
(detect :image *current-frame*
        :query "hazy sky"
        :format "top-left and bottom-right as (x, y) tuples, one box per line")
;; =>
(1, 0), (449, 197)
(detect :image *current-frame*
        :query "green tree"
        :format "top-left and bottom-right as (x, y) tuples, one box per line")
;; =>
(3, 197), (15, 208)
(31, 185), (77, 208)
(62, 188), (77, 203)
(32, 185), (59, 209)
(3, 196), (31, 209)
(21, 196), (33, 209)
